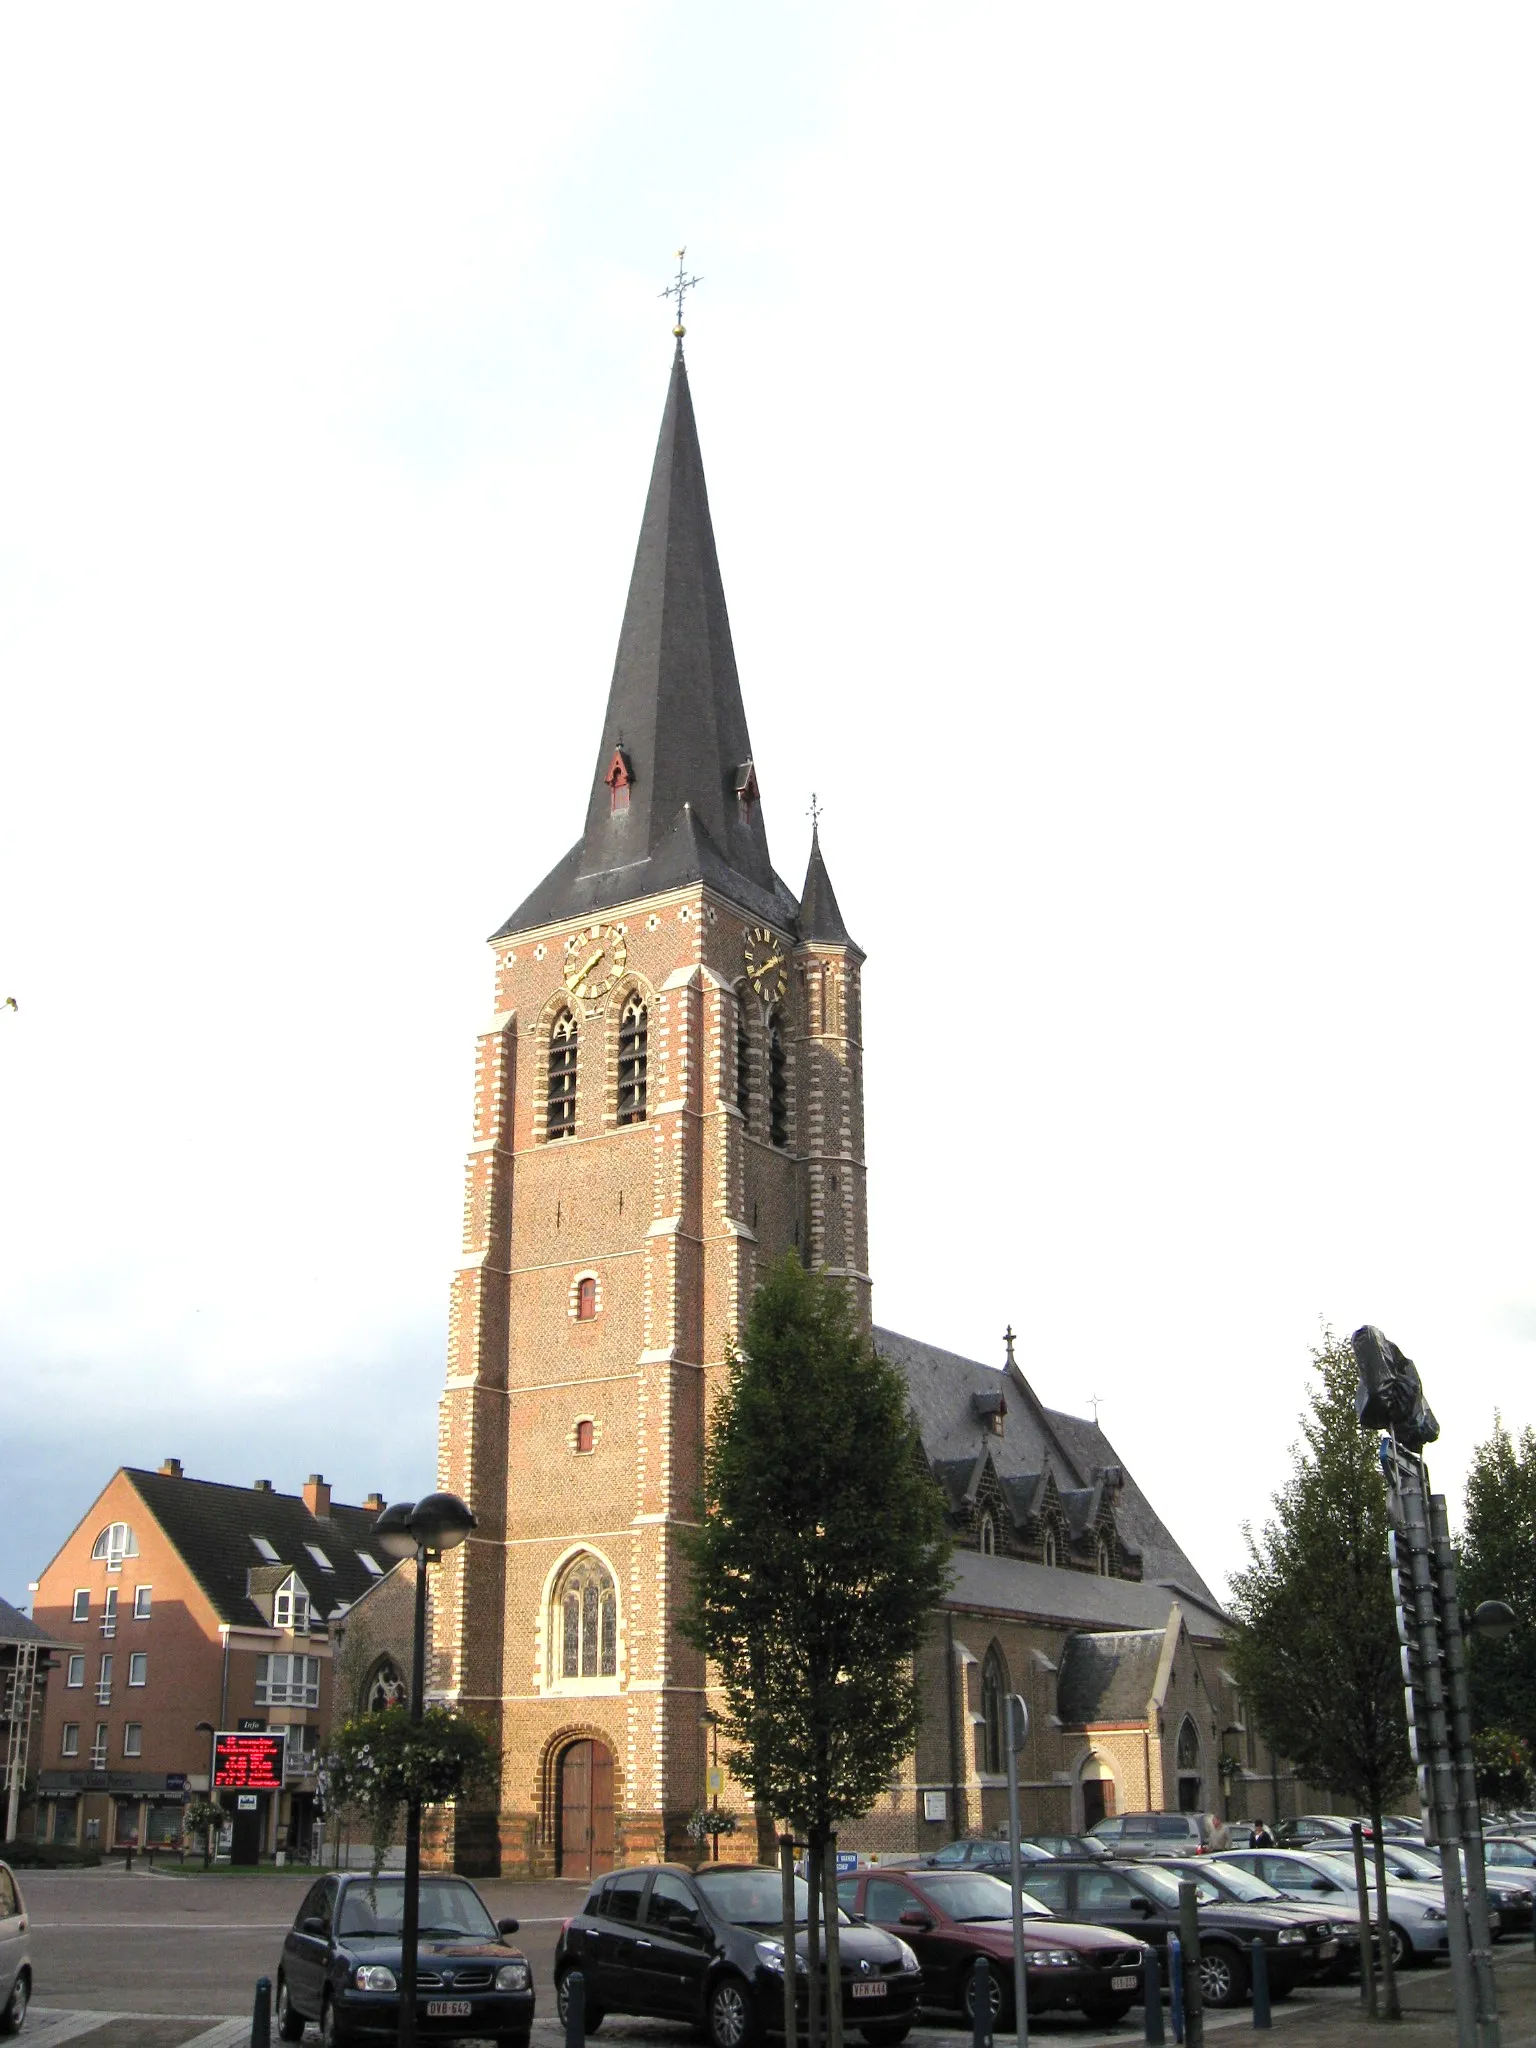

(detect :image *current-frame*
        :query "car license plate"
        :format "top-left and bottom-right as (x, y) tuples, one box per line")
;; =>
(1111, 1975), (1138, 1991)
(851, 1982), (887, 1999)
(427, 2002), (473, 2018)
(1318, 1941), (1338, 1958)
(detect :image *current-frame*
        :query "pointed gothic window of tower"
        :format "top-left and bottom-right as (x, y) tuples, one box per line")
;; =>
(617, 995), (648, 1124)
(547, 1010), (578, 1140)
(736, 994), (752, 1130)
(554, 1553), (618, 1682)
(606, 747), (633, 816)
(978, 1511), (996, 1556)
(1042, 1525), (1059, 1570)
(768, 1010), (789, 1148)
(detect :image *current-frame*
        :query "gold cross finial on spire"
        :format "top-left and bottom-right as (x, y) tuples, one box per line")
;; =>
(660, 248), (703, 338)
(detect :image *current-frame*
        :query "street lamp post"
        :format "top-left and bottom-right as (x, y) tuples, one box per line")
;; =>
(699, 1710), (721, 1861)
(373, 1491), (476, 2048)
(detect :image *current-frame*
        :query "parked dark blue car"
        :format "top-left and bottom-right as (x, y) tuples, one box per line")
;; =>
(275, 1872), (534, 2045)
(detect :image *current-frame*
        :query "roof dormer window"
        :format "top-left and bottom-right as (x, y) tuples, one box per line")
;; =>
(606, 747), (633, 815)
(273, 1574), (310, 1632)
(734, 761), (760, 808)
(304, 1542), (335, 1575)
(250, 1535), (280, 1563)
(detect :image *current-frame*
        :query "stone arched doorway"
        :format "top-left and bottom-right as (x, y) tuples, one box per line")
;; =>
(1080, 1752), (1116, 1831)
(557, 1737), (615, 1880)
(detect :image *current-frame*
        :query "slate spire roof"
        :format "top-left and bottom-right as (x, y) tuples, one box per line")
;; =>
(498, 344), (800, 937)
(798, 824), (860, 954)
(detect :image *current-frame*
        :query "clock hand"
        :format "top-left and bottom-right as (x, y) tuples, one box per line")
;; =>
(758, 951), (785, 977)
(569, 945), (604, 989)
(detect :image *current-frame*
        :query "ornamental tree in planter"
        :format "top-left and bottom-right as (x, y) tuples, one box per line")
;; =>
(323, 1707), (496, 1876)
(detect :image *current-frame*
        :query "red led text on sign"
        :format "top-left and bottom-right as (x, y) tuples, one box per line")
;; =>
(212, 1732), (285, 1792)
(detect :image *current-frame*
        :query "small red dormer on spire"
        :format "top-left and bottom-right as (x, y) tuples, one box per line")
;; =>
(606, 747), (633, 815)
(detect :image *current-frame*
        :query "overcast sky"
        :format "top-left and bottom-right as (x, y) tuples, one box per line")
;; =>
(3, 6), (1534, 1611)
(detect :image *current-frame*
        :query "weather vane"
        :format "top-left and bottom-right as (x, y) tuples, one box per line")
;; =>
(661, 248), (702, 338)
(808, 791), (823, 829)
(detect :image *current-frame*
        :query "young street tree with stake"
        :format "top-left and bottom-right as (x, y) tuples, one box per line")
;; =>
(1227, 1329), (1412, 2015)
(682, 1256), (950, 2048)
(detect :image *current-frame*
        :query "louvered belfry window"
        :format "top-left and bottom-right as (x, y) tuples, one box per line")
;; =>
(736, 997), (752, 1129)
(769, 1010), (789, 1147)
(548, 1010), (578, 1139)
(617, 995), (648, 1125)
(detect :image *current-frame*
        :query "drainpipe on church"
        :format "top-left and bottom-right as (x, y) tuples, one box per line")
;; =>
(945, 1615), (962, 1833)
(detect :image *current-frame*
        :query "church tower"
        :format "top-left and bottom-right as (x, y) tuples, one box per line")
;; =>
(432, 344), (868, 1876)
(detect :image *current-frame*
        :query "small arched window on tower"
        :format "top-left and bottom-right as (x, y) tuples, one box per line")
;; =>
(1041, 1524), (1059, 1570)
(768, 1010), (789, 1147)
(1096, 1535), (1112, 1577)
(978, 1511), (996, 1556)
(981, 1644), (1007, 1774)
(575, 1277), (597, 1322)
(617, 994), (648, 1125)
(547, 1010), (578, 1140)
(736, 996), (752, 1130)
(605, 747), (633, 816)
(555, 1553), (618, 1681)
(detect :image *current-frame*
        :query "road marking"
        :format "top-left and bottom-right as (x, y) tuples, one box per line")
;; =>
(182, 2023), (255, 2047)
(31, 1920), (293, 1929)
(24, 2017), (117, 2044)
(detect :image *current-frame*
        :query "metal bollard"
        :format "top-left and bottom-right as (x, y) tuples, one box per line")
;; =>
(250, 1975), (271, 2048)
(971, 1956), (993, 2048)
(564, 1967), (586, 2048)
(1249, 1939), (1270, 2030)
(1142, 1944), (1165, 2045)
(1168, 1937), (1185, 2045)
(124, 1848), (134, 1873)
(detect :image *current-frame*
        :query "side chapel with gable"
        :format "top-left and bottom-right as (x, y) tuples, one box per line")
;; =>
(430, 343), (1303, 1877)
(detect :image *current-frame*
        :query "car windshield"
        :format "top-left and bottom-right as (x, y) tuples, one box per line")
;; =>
(696, 1869), (850, 1929)
(1203, 1861), (1285, 1903)
(337, 1878), (498, 1940)
(917, 1873), (1051, 1921)
(1129, 1866), (1209, 1910)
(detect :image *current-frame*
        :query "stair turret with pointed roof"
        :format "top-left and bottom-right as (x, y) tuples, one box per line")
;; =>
(499, 343), (801, 938)
(798, 823), (861, 956)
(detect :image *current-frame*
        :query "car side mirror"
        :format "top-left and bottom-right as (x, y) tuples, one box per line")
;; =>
(498, 1917), (520, 1936)
(899, 1909), (932, 1930)
(302, 1916), (325, 1936)
(1130, 1898), (1155, 1916)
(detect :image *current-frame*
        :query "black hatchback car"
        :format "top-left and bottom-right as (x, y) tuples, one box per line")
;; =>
(1020, 1860), (1339, 2008)
(554, 1863), (923, 2048)
(275, 1872), (534, 2045)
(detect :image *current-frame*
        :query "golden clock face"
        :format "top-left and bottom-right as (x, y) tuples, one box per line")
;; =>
(743, 925), (788, 1003)
(563, 923), (628, 1001)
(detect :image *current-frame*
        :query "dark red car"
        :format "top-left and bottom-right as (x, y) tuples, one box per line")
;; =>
(836, 1867), (1147, 2027)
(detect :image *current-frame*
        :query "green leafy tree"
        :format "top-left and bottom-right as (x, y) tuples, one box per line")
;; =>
(183, 1796), (225, 1870)
(1472, 1728), (1531, 1809)
(323, 1707), (496, 1877)
(681, 1256), (950, 2047)
(1228, 1329), (1412, 2012)
(1459, 1415), (1536, 1750)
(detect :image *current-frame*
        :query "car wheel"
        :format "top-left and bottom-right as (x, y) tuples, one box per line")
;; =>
(556, 1970), (605, 2032)
(705, 1973), (760, 2048)
(1080, 2001), (1132, 2027)
(1198, 1945), (1249, 2009)
(275, 1976), (306, 2043)
(320, 1994), (351, 2047)
(961, 1962), (1010, 2027)
(0, 1970), (28, 2037)
(1388, 1925), (1413, 1971)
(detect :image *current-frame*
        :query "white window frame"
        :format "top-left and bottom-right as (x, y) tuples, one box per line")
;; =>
(128, 1652), (147, 1687)
(96, 1655), (113, 1704)
(101, 1587), (118, 1638)
(133, 1585), (152, 1620)
(72, 1590), (89, 1624)
(61, 1723), (80, 1757)
(66, 1654), (85, 1688)
(273, 1574), (311, 1633)
(254, 1652), (321, 1708)
(123, 1723), (143, 1758)
(90, 1522), (138, 1571)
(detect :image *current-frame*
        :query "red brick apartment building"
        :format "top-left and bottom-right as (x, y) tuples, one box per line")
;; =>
(29, 1460), (410, 1858)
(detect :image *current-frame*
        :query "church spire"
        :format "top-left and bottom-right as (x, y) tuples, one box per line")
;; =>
(498, 346), (798, 938)
(798, 821), (860, 954)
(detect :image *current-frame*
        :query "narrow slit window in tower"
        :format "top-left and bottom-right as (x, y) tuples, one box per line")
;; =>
(736, 997), (751, 1128)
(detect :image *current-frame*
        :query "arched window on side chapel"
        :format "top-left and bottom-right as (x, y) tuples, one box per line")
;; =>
(981, 1645), (1007, 1774)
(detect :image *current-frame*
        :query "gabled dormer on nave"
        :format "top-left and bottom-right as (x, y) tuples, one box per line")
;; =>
(432, 343), (868, 1877)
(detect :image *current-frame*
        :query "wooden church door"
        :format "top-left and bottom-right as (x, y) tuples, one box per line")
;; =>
(559, 1739), (615, 1879)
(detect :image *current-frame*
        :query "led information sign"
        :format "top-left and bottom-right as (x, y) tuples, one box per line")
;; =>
(212, 1731), (286, 1792)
